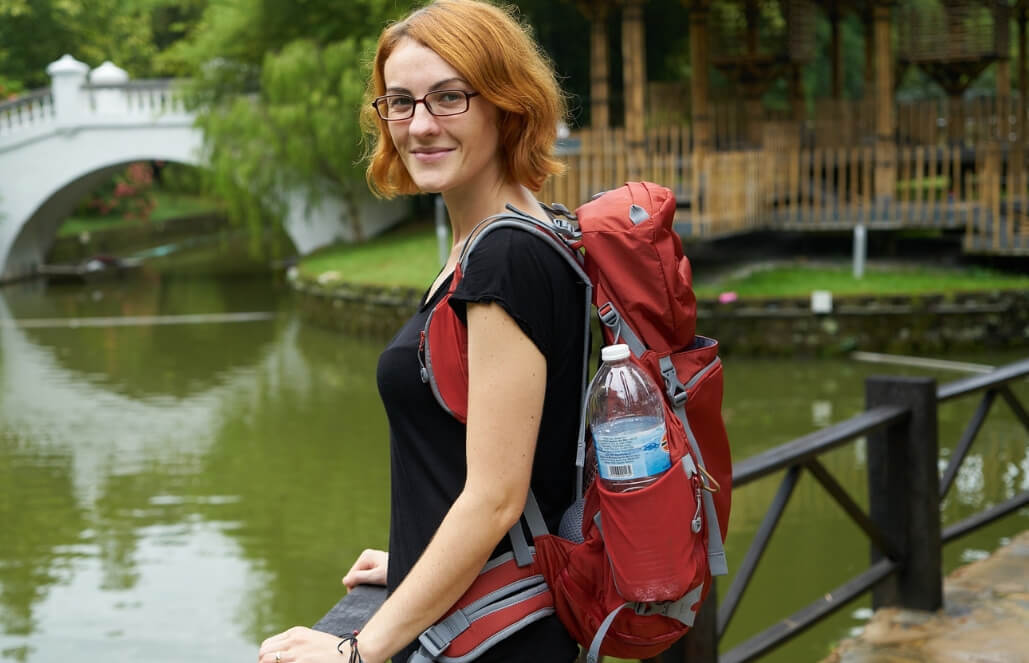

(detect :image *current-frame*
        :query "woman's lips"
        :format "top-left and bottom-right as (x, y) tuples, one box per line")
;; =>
(412, 148), (454, 163)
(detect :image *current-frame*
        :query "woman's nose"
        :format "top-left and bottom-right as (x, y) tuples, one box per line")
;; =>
(408, 103), (441, 136)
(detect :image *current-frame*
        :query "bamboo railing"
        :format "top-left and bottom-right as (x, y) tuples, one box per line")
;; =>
(540, 122), (1029, 255)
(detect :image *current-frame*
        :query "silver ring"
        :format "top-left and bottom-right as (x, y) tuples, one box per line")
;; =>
(275, 652), (282, 663)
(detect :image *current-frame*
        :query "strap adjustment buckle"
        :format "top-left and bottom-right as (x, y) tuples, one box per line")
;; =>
(417, 611), (470, 658)
(661, 361), (687, 407)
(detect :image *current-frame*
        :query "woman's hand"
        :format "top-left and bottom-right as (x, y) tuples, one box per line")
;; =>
(258, 627), (369, 663)
(343, 549), (388, 590)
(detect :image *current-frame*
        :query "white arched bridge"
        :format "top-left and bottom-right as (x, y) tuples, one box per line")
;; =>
(0, 55), (406, 282)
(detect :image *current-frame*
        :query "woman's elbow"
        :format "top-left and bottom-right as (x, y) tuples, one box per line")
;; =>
(462, 482), (528, 533)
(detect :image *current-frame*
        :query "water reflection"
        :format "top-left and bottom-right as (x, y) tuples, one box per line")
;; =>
(0, 277), (1025, 663)
(0, 278), (392, 661)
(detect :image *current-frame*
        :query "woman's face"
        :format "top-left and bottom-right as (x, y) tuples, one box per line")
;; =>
(382, 38), (503, 196)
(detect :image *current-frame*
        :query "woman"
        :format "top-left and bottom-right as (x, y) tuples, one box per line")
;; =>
(257, 1), (585, 662)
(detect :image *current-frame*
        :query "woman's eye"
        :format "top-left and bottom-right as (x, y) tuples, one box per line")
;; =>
(389, 97), (414, 110)
(435, 92), (463, 105)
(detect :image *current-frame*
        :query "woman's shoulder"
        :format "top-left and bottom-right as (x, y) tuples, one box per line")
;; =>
(466, 222), (575, 274)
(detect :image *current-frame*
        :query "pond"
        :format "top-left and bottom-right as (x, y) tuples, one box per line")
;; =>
(0, 273), (1026, 663)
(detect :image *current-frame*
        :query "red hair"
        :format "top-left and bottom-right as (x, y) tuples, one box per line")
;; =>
(363, 0), (567, 197)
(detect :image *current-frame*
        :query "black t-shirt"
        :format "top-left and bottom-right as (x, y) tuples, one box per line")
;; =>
(376, 226), (586, 662)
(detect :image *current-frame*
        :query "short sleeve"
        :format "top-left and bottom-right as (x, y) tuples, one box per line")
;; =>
(449, 227), (581, 359)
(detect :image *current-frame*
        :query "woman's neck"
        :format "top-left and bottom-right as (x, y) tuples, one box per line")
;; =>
(443, 179), (544, 248)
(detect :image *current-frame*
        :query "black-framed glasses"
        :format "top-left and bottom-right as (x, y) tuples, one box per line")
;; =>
(371, 90), (480, 121)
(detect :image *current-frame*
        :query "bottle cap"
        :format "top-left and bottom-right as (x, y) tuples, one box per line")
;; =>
(601, 344), (631, 362)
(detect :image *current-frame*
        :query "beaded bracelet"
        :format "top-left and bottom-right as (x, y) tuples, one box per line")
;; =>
(337, 630), (363, 663)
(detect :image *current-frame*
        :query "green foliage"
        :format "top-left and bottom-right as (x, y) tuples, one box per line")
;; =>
(175, 0), (408, 247)
(0, 0), (203, 90)
(692, 264), (1029, 298)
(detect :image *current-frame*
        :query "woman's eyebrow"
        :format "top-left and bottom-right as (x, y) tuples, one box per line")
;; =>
(384, 78), (469, 95)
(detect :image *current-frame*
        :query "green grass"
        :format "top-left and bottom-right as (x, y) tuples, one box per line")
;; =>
(299, 221), (443, 288)
(299, 221), (1029, 297)
(58, 192), (222, 237)
(692, 264), (1029, 298)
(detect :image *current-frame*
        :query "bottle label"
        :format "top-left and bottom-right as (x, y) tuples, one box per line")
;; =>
(593, 416), (671, 482)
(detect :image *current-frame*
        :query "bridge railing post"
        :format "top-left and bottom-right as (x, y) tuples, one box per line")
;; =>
(865, 375), (942, 611)
(645, 579), (718, 663)
(45, 55), (89, 127)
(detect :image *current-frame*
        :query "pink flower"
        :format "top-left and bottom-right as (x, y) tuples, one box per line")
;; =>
(718, 291), (738, 304)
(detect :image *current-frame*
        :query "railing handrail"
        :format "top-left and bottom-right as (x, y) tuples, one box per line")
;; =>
(0, 88), (52, 113)
(82, 78), (180, 91)
(709, 357), (1029, 663)
(937, 356), (1029, 403)
(732, 404), (908, 486)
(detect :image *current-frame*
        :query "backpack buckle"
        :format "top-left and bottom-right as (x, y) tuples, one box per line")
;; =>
(418, 611), (470, 658)
(660, 361), (688, 407)
(598, 303), (618, 327)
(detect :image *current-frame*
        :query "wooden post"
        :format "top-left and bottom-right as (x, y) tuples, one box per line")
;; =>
(1019, 4), (1027, 143)
(790, 63), (806, 124)
(585, 2), (611, 129)
(874, 2), (896, 206)
(646, 584), (718, 663)
(997, 0), (1012, 98)
(830, 5), (843, 100)
(689, 0), (712, 155)
(622, 0), (648, 180)
(865, 376), (943, 612)
(863, 9), (875, 99)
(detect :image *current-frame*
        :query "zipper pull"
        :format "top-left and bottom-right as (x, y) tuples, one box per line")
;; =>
(418, 330), (429, 383)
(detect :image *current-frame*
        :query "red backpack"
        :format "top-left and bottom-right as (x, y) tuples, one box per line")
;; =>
(411, 182), (732, 663)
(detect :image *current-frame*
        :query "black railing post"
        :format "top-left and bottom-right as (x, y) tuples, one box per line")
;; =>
(646, 579), (718, 663)
(865, 376), (942, 611)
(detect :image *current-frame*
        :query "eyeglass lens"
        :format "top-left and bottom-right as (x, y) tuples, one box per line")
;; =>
(377, 90), (470, 119)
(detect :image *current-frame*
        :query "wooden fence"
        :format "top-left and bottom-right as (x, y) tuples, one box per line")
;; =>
(695, 97), (1027, 150)
(541, 126), (1029, 255)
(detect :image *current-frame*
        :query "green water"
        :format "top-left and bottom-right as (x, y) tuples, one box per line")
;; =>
(0, 275), (1026, 663)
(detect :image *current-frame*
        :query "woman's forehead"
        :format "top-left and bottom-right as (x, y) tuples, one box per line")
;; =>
(383, 38), (463, 91)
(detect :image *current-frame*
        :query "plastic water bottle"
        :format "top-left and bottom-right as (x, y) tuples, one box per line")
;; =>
(587, 344), (671, 492)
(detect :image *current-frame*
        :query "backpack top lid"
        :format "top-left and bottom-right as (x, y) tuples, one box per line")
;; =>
(576, 182), (696, 352)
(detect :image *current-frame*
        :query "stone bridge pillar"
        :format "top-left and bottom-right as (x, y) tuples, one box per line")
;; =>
(45, 55), (89, 127)
(89, 61), (130, 114)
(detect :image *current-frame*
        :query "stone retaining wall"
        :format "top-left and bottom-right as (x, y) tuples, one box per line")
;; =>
(292, 279), (1029, 356)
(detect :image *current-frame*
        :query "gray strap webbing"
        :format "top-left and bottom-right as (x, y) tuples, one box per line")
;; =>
(597, 302), (646, 357)
(507, 519), (534, 568)
(413, 609), (472, 660)
(523, 490), (549, 539)
(658, 355), (729, 577)
(586, 603), (629, 663)
(631, 581), (705, 627)
(408, 647), (433, 663)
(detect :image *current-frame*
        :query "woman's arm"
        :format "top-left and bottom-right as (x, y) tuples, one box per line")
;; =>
(356, 300), (546, 662)
(258, 301), (546, 663)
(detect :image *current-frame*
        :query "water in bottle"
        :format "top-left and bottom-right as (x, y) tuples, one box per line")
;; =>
(587, 343), (671, 492)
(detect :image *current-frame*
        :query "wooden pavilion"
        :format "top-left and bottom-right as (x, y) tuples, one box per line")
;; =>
(540, 0), (1029, 256)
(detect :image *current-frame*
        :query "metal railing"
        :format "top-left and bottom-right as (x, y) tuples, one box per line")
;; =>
(313, 358), (1029, 662)
(656, 357), (1029, 663)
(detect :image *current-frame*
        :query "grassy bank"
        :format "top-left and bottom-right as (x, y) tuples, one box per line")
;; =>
(298, 222), (1029, 296)
(58, 192), (223, 238)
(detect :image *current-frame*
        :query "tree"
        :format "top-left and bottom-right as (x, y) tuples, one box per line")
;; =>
(0, 0), (204, 94)
(168, 0), (407, 245)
